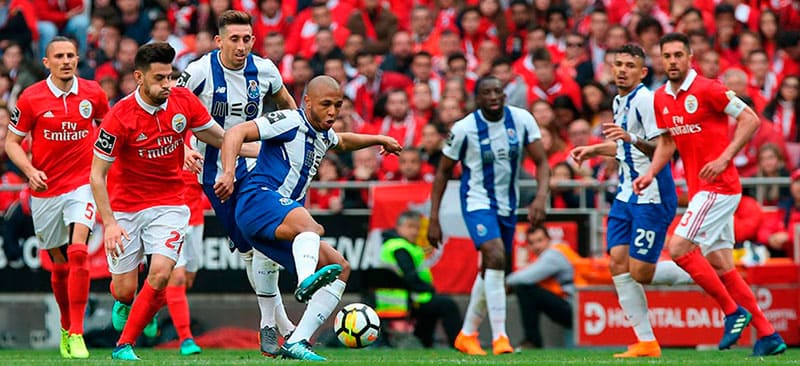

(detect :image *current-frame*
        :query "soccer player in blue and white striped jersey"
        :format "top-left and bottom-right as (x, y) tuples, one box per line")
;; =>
(175, 10), (297, 357)
(428, 76), (551, 355)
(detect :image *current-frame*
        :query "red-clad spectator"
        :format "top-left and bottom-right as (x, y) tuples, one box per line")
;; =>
(557, 33), (595, 87)
(745, 143), (793, 207)
(523, 122), (571, 177)
(167, 0), (199, 37)
(565, 119), (603, 178)
(550, 162), (596, 208)
(360, 90), (425, 178)
(261, 32), (293, 82)
(34, 0), (89, 58)
(777, 1), (800, 31)
(390, 149), (434, 183)
(698, 50), (723, 81)
(513, 26), (547, 88)
(410, 51), (444, 102)
(380, 31), (414, 76)
(620, 0), (673, 33)
(732, 116), (790, 178)
(722, 68), (767, 115)
(410, 82), (435, 122)
(745, 50), (779, 105)
(434, 0), (459, 33)
(436, 96), (466, 129)
(344, 52), (413, 122)
(773, 31), (800, 82)
(712, 4), (740, 66)
(346, 0), (398, 55)
(432, 30), (462, 75)
(504, 0), (531, 60)
(477, 0), (507, 43)
(252, 0), (290, 56)
(758, 9), (779, 59)
(342, 148), (382, 208)
(605, 0), (634, 25)
(410, 5), (441, 56)
(763, 75), (800, 143)
(285, 3), (350, 59)
(458, 7), (490, 66)
(757, 169), (800, 259)
(569, 0), (595, 35)
(736, 30), (763, 68)
(528, 48), (584, 111)
(445, 53), (476, 94)
(587, 9), (610, 76)
(94, 37), (138, 84)
(733, 195), (764, 243)
(491, 56), (528, 110)
(308, 154), (345, 212)
(544, 5), (569, 65)
(286, 57), (312, 105)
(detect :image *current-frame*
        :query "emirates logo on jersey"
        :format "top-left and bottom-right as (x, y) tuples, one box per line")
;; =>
(45, 121), (89, 141)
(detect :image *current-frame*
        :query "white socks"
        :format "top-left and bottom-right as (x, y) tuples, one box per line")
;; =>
(287, 279), (346, 344)
(274, 292), (295, 336)
(651, 260), (693, 285)
(461, 274), (486, 335)
(253, 252), (280, 328)
(613, 273), (655, 342)
(484, 269), (507, 340)
(292, 232), (321, 285)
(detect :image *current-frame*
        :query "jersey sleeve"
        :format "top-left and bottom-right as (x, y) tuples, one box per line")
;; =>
(254, 110), (300, 141)
(8, 94), (33, 136)
(257, 58), (285, 95)
(93, 87), (110, 122)
(638, 92), (665, 139)
(707, 80), (747, 118)
(185, 93), (215, 132)
(442, 122), (467, 160)
(93, 113), (126, 162)
(175, 58), (206, 95)
(327, 129), (340, 150)
(521, 110), (542, 144)
(653, 93), (667, 130)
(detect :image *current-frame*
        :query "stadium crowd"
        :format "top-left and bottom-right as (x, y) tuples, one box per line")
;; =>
(0, 0), (799, 259)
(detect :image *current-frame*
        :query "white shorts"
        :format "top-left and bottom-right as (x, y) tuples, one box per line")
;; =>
(175, 224), (203, 272)
(673, 192), (740, 254)
(107, 205), (189, 274)
(31, 184), (96, 250)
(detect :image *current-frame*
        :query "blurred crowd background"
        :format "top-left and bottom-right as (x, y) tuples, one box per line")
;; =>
(0, 0), (799, 260)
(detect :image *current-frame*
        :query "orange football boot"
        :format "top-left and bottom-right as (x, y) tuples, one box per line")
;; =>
(454, 331), (487, 356)
(613, 340), (662, 358)
(492, 335), (514, 355)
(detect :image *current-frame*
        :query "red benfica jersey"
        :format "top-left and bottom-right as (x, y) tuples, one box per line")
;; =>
(94, 88), (215, 212)
(653, 69), (745, 197)
(9, 76), (109, 198)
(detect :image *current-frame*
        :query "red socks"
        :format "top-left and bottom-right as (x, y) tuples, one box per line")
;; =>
(118, 281), (164, 346)
(166, 285), (193, 341)
(51, 262), (70, 330)
(67, 245), (90, 335)
(674, 248), (738, 314)
(720, 269), (775, 338)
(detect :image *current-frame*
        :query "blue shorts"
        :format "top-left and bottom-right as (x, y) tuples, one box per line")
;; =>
(607, 200), (675, 263)
(203, 178), (253, 254)
(235, 186), (302, 273)
(463, 209), (516, 252)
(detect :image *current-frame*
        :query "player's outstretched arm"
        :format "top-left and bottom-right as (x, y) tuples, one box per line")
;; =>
(334, 132), (402, 155)
(428, 156), (457, 249)
(215, 121), (262, 201)
(525, 139), (550, 226)
(89, 156), (129, 259)
(632, 133), (676, 195)
(600, 122), (657, 157)
(699, 106), (760, 182)
(5, 132), (47, 192)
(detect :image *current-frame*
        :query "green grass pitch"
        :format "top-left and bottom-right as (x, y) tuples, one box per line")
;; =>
(0, 348), (797, 365)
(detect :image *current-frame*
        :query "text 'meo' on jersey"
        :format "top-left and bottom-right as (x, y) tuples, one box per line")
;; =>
(10, 76), (109, 197)
(612, 83), (676, 205)
(93, 88), (215, 212)
(176, 50), (284, 185)
(243, 108), (339, 204)
(442, 106), (541, 216)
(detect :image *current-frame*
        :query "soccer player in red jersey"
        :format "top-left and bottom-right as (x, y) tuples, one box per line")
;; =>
(633, 33), (787, 357)
(90, 42), (255, 361)
(5, 36), (109, 359)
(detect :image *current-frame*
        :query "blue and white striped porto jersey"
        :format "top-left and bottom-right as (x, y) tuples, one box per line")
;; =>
(442, 106), (541, 216)
(176, 50), (284, 185)
(613, 83), (675, 204)
(247, 109), (339, 203)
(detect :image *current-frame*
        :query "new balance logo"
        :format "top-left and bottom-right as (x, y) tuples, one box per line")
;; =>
(43, 111), (54, 118)
(215, 86), (227, 94)
(136, 133), (147, 141)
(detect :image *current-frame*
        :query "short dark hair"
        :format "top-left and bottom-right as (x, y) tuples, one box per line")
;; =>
(491, 56), (513, 68)
(474, 75), (501, 96)
(354, 50), (374, 64)
(134, 42), (175, 71)
(714, 3), (735, 17)
(412, 51), (433, 62)
(680, 7), (703, 21)
(218, 10), (252, 32)
(531, 47), (552, 63)
(635, 15), (664, 37)
(659, 32), (691, 51)
(527, 224), (550, 238)
(615, 44), (646, 60)
(447, 52), (467, 65)
(45, 36), (75, 56)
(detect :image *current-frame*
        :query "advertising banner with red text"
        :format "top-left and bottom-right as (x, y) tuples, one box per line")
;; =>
(577, 286), (754, 346)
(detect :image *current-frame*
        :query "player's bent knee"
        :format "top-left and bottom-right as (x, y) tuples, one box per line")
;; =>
(630, 269), (655, 284)
(147, 268), (174, 290)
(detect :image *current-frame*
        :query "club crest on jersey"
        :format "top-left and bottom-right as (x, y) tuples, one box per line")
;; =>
(172, 114), (187, 133)
(79, 99), (92, 119)
(684, 95), (698, 114)
(507, 128), (518, 144)
(247, 80), (260, 99)
(279, 197), (293, 206)
(476, 224), (487, 237)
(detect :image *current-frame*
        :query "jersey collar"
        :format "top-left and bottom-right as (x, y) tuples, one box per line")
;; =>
(46, 75), (78, 97)
(665, 69), (698, 97)
(134, 87), (168, 115)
